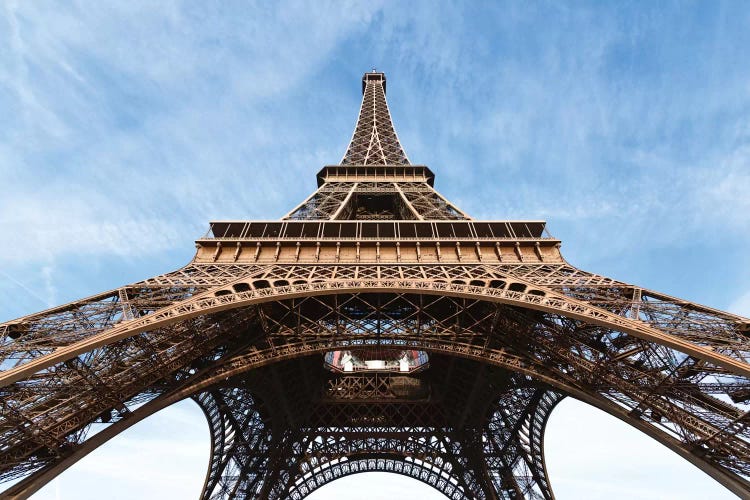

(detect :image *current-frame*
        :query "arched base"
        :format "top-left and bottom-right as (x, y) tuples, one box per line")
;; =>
(194, 355), (563, 499)
(2, 287), (749, 499)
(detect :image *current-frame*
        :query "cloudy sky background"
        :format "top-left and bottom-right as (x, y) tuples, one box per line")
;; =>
(1, 1), (749, 498)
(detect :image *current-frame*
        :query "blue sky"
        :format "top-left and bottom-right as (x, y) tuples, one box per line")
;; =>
(1, 1), (749, 498)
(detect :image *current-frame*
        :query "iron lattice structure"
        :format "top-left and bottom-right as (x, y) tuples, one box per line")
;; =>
(1, 72), (750, 499)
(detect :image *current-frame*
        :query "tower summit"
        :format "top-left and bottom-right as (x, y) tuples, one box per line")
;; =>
(1, 72), (750, 499)
(342, 71), (409, 165)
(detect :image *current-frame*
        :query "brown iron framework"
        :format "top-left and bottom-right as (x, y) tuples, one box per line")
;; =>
(1, 71), (750, 499)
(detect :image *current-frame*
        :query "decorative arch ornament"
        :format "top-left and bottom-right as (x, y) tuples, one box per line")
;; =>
(1, 72), (750, 499)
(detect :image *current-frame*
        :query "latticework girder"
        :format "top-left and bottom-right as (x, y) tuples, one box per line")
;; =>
(2, 278), (749, 497)
(2, 71), (750, 499)
(283, 181), (469, 221)
(341, 73), (409, 166)
(190, 357), (560, 500)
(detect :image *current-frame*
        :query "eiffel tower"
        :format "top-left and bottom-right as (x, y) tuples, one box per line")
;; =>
(2, 71), (750, 499)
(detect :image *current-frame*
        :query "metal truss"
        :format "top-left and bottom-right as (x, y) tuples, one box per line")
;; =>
(340, 72), (409, 166)
(2, 71), (750, 499)
(399, 183), (469, 220)
(192, 357), (561, 500)
(2, 275), (749, 497)
(284, 182), (468, 221)
(284, 183), (359, 220)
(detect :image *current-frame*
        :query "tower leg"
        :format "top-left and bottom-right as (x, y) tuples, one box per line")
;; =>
(482, 389), (563, 500)
(194, 388), (274, 499)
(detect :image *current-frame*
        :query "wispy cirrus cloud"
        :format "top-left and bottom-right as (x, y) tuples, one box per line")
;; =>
(1, 0), (385, 265)
(0, 0), (387, 320)
(354, 3), (750, 261)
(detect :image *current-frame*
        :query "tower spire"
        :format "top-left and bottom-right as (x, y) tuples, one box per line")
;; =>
(340, 71), (410, 166)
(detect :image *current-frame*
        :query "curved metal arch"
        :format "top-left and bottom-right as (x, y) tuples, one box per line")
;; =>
(1, 277), (748, 488)
(5, 335), (748, 499)
(3, 277), (748, 388)
(290, 457), (468, 500)
(522, 391), (562, 498)
(169, 338), (750, 496)
(482, 389), (564, 499)
(194, 390), (274, 499)
(151, 291), (748, 486)
(0, 332), (568, 498)
(2, 281), (750, 497)
(191, 366), (563, 499)
(279, 439), (484, 499)
(5, 262), (747, 376)
(191, 365), (483, 499)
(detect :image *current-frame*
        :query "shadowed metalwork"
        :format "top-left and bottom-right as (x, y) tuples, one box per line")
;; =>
(1, 72), (749, 499)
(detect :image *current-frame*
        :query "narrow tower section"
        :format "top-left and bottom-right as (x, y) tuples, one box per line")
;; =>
(283, 71), (470, 221)
(341, 72), (410, 166)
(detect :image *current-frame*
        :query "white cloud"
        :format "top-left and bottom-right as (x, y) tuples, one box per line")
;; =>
(0, 1), (387, 265)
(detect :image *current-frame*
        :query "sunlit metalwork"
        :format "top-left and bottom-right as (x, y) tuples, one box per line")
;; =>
(1, 71), (749, 499)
